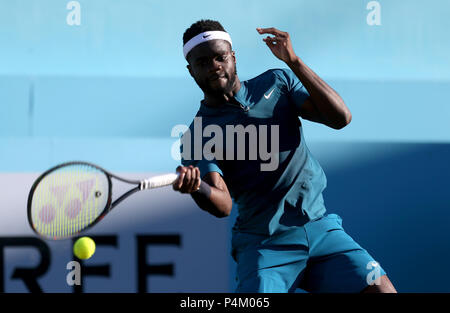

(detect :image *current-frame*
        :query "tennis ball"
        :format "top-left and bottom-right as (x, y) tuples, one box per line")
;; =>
(73, 237), (96, 260)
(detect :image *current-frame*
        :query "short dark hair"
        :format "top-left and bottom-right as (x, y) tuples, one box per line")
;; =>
(183, 19), (226, 45)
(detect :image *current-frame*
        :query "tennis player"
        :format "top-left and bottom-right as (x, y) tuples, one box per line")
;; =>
(173, 19), (396, 293)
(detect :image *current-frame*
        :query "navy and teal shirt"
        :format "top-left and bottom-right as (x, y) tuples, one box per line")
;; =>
(181, 68), (327, 236)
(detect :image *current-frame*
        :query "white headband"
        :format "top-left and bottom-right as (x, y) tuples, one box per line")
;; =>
(183, 31), (232, 59)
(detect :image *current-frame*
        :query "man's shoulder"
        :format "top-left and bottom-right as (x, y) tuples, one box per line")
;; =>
(245, 68), (292, 86)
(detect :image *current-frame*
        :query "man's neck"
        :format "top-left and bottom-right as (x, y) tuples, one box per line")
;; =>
(203, 78), (241, 107)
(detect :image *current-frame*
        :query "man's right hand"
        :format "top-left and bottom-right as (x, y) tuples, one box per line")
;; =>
(173, 167), (233, 218)
(173, 165), (202, 193)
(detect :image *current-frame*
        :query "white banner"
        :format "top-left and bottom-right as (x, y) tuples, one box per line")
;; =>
(0, 173), (231, 293)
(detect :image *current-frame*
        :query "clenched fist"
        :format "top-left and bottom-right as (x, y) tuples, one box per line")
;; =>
(172, 165), (202, 193)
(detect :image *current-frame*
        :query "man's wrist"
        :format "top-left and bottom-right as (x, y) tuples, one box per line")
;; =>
(192, 180), (212, 198)
(286, 55), (302, 69)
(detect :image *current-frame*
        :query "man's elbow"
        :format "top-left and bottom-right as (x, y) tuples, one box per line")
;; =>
(331, 112), (352, 130)
(205, 199), (232, 218)
(217, 203), (232, 218)
(214, 210), (230, 218)
(215, 212), (230, 218)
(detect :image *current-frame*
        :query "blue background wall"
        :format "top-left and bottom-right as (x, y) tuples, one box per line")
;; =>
(1, 0), (449, 292)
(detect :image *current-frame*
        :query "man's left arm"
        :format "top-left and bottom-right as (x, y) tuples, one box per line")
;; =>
(257, 27), (352, 129)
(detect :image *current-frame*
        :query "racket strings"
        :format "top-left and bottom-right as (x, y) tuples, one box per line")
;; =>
(30, 164), (109, 239)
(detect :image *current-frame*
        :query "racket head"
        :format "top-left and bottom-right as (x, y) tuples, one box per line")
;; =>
(27, 161), (112, 240)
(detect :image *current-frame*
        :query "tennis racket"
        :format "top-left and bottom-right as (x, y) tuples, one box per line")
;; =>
(27, 161), (178, 240)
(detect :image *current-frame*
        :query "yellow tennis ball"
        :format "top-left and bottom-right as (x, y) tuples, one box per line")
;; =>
(73, 237), (96, 260)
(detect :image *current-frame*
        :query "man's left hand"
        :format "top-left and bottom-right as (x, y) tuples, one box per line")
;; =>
(257, 27), (298, 65)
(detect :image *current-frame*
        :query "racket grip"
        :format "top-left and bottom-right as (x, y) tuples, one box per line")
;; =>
(140, 173), (179, 190)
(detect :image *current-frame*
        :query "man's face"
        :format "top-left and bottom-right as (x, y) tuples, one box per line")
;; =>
(187, 39), (237, 96)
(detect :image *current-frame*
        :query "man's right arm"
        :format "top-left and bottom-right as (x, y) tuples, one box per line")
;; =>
(173, 165), (232, 218)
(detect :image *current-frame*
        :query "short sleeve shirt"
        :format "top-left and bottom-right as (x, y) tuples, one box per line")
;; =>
(181, 68), (327, 236)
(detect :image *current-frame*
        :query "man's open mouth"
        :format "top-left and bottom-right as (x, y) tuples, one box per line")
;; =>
(209, 74), (226, 81)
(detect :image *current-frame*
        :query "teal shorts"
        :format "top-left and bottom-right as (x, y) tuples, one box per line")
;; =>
(232, 214), (386, 293)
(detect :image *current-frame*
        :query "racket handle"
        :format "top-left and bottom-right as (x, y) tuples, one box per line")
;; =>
(140, 173), (179, 190)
